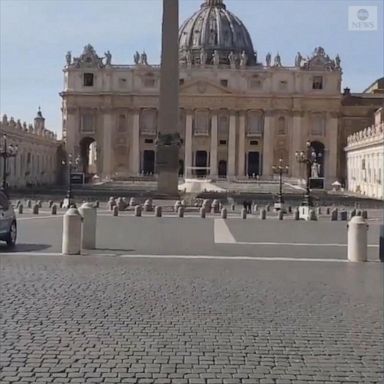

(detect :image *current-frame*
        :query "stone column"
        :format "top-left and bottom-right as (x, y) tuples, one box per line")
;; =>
(228, 112), (237, 178)
(290, 111), (304, 178)
(238, 112), (245, 178)
(184, 112), (193, 178)
(130, 110), (140, 175)
(156, 0), (181, 196)
(65, 108), (77, 157)
(327, 112), (338, 186)
(210, 112), (218, 178)
(262, 111), (274, 177)
(102, 111), (113, 178)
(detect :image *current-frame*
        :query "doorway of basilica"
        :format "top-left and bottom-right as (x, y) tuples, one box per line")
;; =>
(143, 150), (155, 175)
(247, 152), (260, 177)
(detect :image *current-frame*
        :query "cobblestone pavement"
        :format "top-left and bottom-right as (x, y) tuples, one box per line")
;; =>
(1, 255), (383, 383)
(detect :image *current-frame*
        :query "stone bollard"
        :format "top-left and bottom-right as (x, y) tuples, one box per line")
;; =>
(129, 197), (137, 207)
(113, 206), (119, 216)
(108, 197), (116, 211)
(241, 208), (247, 219)
(288, 206), (292, 214)
(309, 209), (317, 221)
(94, 200), (99, 208)
(62, 208), (82, 255)
(27, 200), (32, 208)
(37, 200), (42, 208)
(339, 210), (348, 221)
(260, 208), (266, 220)
(135, 205), (142, 217)
(317, 207), (322, 215)
(212, 200), (220, 214)
(155, 206), (162, 217)
(174, 201), (181, 212)
(294, 208), (300, 221)
(231, 204), (235, 211)
(362, 210), (368, 219)
(59, 200), (64, 209)
(178, 206), (184, 218)
(356, 210), (362, 216)
(32, 204), (39, 215)
(253, 204), (258, 214)
(326, 207), (331, 215)
(18, 204), (23, 214)
(278, 210), (284, 220)
(200, 207), (206, 218)
(143, 200), (153, 212)
(79, 203), (97, 250)
(331, 209), (338, 221)
(116, 197), (127, 211)
(348, 216), (368, 262)
(48, 200), (54, 208)
(350, 209), (356, 219)
(51, 205), (57, 215)
(221, 208), (227, 219)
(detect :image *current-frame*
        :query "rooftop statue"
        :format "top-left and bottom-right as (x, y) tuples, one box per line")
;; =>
(228, 51), (236, 68)
(140, 51), (148, 65)
(213, 50), (220, 66)
(66, 51), (72, 66)
(200, 48), (207, 66)
(134, 51), (140, 65)
(240, 51), (248, 68)
(104, 50), (112, 66)
(266, 52), (271, 67)
(274, 53), (282, 67)
(295, 52), (302, 67)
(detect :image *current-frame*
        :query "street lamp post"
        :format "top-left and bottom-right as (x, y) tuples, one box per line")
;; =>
(272, 158), (289, 209)
(295, 141), (322, 207)
(0, 134), (18, 194)
(62, 154), (79, 207)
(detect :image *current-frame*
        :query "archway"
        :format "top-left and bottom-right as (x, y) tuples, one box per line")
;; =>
(195, 151), (208, 177)
(79, 137), (97, 181)
(247, 152), (260, 177)
(310, 141), (325, 177)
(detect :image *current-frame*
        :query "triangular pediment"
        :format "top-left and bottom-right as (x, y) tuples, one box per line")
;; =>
(180, 79), (233, 95)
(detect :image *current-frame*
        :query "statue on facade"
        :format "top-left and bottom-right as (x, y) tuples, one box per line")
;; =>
(228, 51), (236, 68)
(335, 54), (341, 68)
(274, 53), (282, 67)
(266, 52), (271, 67)
(66, 51), (72, 66)
(140, 51), (148, 65)
(213, 50), (220, 66)
(186, 50), (192, 67)
(254, 50), (258, 64)
(104, 50), (112, 65)
(240, 51), (248, 68)
(295, 52), (302, 67)
(134, 51), (140, 65)
(311, 162), (321, 178)
(200, 48), (207, 66)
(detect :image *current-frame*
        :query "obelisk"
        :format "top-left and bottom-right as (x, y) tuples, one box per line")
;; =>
(156, 0), (181, 196)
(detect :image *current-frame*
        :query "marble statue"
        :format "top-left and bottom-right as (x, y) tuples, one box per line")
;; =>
(200, 48), (207, 66)
(66, 51), (71, 66)
(266, 52), (271, 67)
(140, 51), (148, 65)
(274, 53), (282, 67)
(311, 162), (321, 178)
(335, 54), (341, 68)
(228, 51), (236, 68)
(213, 50), (220, 66)
(105, 50), (112, 65)
(295, 52), (302, 67)
(240, 51), (248, 67)
(134, 51), (140, 65)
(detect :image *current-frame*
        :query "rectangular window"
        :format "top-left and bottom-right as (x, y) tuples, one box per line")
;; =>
(81, 114), (95, 133)
(193, 110), (210, 136)
(145, 139), (154, 144)
(311, 114), (325, 136)
(312, 76), (323, 90)
(219, 140), (227, 145)
(83, 73), (94, 87)
(220, 79), (228, 87)
(250, 140), (259, 145)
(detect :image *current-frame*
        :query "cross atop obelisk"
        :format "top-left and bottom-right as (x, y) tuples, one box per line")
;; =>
(156, 0), (181, 196)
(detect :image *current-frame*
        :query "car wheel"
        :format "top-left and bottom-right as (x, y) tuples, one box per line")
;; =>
(6, 221), (17, 248)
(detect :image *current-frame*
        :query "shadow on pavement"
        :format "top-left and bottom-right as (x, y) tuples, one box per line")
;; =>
(96, 247), (136, 254)
(0, 243), (52, 253)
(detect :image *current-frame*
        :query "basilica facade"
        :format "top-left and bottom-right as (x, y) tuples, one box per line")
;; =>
(61, 0), (377, 188)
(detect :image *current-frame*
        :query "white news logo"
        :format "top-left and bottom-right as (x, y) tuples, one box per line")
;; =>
(348, 6), (378, 31)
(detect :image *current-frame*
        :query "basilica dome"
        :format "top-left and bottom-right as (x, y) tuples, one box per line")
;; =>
(179, 0), (256, 66)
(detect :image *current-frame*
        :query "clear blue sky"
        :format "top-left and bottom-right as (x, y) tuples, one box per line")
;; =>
(0, 0), (383, 135)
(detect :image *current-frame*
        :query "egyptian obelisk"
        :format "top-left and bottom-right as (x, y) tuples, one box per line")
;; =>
(156, 0), (181, 196)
